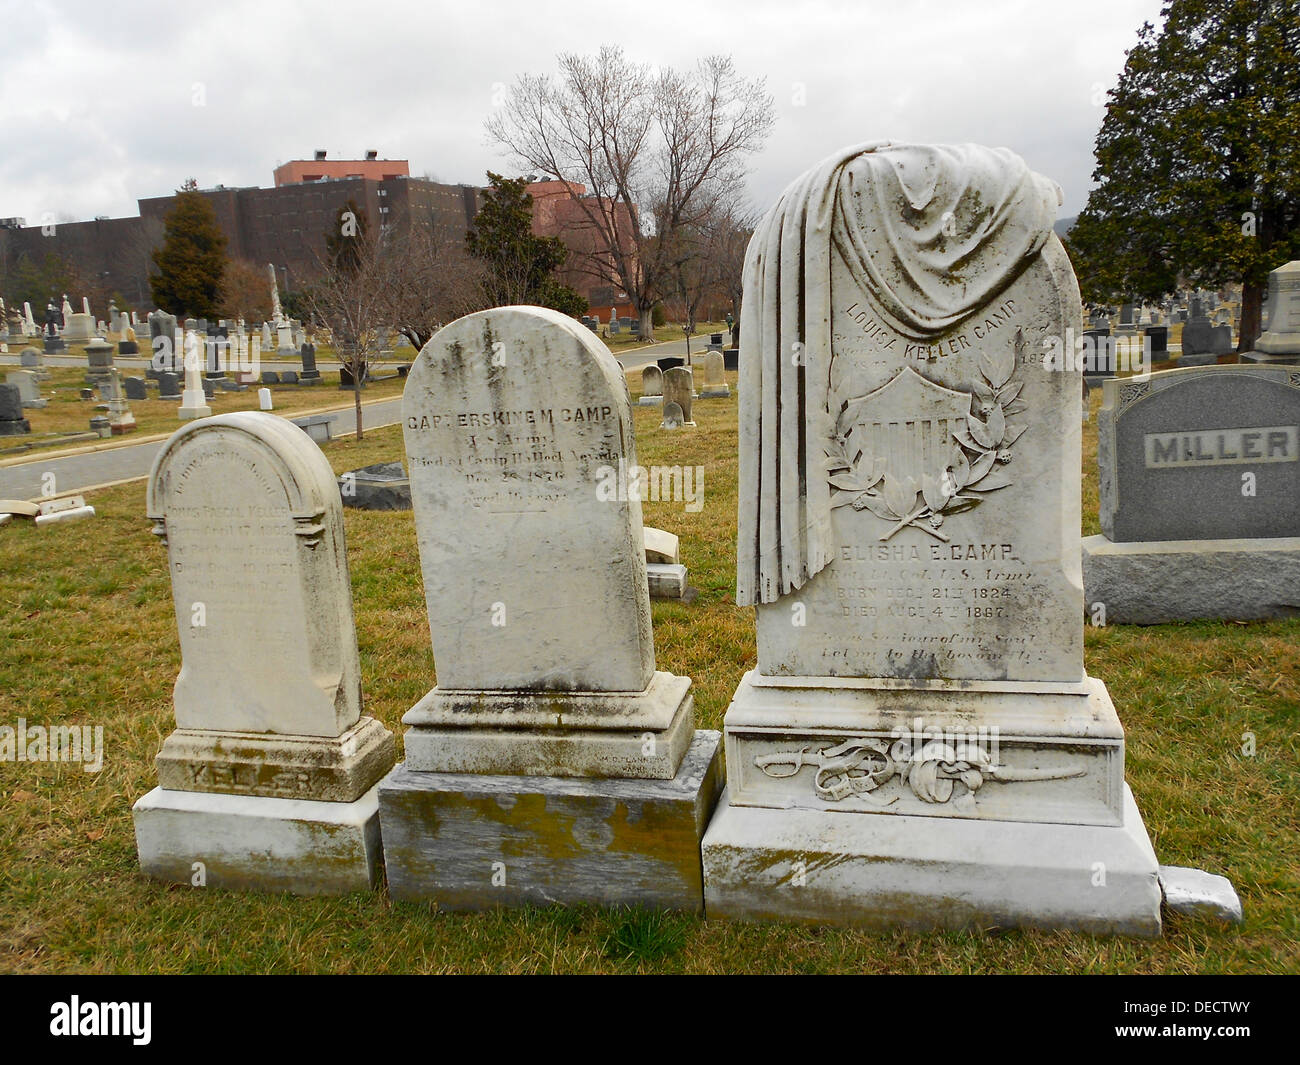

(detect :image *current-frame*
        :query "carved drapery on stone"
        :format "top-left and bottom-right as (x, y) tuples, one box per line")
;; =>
(736, 142), (1062, 605)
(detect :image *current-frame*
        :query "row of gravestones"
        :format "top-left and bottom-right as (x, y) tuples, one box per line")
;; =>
(638, 354), (731, 428)
(130, 143), (1260, 936)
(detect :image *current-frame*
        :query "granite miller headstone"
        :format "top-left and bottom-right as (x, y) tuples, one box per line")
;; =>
(1083, 364), (1300, 622)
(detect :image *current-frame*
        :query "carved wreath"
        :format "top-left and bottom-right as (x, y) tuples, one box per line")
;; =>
(825, 338), (1028, 542)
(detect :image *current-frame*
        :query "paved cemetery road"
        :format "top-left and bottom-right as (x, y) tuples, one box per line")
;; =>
(0, 334), (714, 500)
(0, 397), (404, 501)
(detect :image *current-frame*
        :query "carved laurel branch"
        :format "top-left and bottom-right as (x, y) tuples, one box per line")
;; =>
(826, 333), (1029, 541)
(755, 736), (1085, 807)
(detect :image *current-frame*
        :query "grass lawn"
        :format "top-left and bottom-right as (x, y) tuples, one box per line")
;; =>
(0, 373), (1295, 974)
(10, 367), (408, 443)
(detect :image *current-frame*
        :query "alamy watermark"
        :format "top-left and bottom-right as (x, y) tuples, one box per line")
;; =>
(0, 718), (103, 772)
(596, 458), (704, 512)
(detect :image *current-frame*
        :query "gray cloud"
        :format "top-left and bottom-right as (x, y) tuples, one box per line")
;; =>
(0, 0), (1166, 225)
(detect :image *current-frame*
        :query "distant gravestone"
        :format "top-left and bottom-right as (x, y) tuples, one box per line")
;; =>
(300, 341), (321, 382)
(148, 312), (178, 377)
(379, 305), (721, 912)
(6, 370), (46, 409)
(1243, 260), (1300, 366)
(280, 370), (299, 385)
(133, 412), (395, 895)
(1085, 365), (1300, 622)
(0, 384), (31, 435)
(261, 371), (281, 385)
(158, 372), (182, 399)
(84, 337), (114, 386)
(662, 367), (694, 425)
(62, 312), (96, 342)
(660, 400), (684, 429)
(1144, 325), (1169, 362)
(700, 350), (730, 398)
(123, 376), (147, 401)
(639, 364), (663, 405)
(338, 461), (410, 511)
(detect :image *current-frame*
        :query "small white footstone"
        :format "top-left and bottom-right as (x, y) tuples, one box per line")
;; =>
(1158, 865), (1243, 923)
(132, 784), (383, 896)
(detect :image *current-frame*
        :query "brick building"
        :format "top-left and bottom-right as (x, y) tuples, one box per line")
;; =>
(1, 154), (482, 308)
(0, 156), (633, 317)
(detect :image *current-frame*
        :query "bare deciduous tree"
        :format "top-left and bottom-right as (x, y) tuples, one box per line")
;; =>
(307, 220), (489, 439)
(486, 47), (773, 338)
(384, 222), (488, 351)
(305, 230), (389, 441)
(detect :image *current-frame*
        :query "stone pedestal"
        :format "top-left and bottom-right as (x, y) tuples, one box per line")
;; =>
(703, 782), (1160, 935)
(1240, 349), (1300, 366)
(703, 672), (1162, 934)
(133, 785), (384, 896)
(381, 731), (722, 911)
(1082, 534), (1300, 623)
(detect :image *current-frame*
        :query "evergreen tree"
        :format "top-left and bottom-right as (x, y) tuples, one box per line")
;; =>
(148, 180), (227, 318)
(1069, 0), (1300, 350)
(466, 172), (587, 315)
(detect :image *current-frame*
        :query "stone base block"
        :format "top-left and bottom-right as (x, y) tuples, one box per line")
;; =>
(637, 395), (663, 406)
(647, 562), (688, 599)
(378, 729), (723, 911)
(702, 783), (1162, 936)
(132, 784), (384, 896)
(403, 671), (695, 779)
(722, 670), (1126, 827)
(1176, 352), (1221, 366)
(700, 386), (730, 398)
(1241, 348), (1299, 365)
(1082, 533), (1300, 623)
(155, 715), (396, 802)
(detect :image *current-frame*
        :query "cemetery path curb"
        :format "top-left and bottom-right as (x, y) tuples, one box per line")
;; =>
(0, 396), (404, 469)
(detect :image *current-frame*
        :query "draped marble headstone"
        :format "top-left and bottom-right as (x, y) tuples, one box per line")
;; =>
(133, 412), (395, 894)
(702, 141), (1163, 935)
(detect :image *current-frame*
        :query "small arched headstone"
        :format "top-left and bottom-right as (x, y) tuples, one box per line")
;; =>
(132, 411), (395, 895)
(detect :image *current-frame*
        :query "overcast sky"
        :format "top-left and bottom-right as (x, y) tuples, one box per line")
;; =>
(2, 0), (1168, 227)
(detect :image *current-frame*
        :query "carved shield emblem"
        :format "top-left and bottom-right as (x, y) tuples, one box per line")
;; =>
(840, 367), (970, 488)
(826, 361), (1024, 541)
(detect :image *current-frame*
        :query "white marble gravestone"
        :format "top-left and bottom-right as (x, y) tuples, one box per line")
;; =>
(701, 141), (1163, 935)
(378, 305), (722, 911)
(1244, 260), (1300, 365)
(177, 331), (212, 420)
(639, 364), (664, 405)
(700, 349), (730, 398)
(133, 412), (395, 895)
